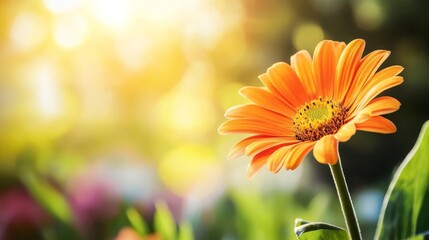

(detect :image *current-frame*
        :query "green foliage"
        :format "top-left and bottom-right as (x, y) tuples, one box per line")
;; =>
(178, 222), (194, 240)
(221, 190), (343, 240)
(375, 121), (429, 239)
(294, 218), (349, 240)
(126, 207), (148, 236)
(154, 201), (178, 240)
(20, 171), (72, 224)
(153, 201), (194, 240)
(19, 169), (81, 240)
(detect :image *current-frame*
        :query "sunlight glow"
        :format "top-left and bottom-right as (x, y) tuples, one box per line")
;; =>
(157, 64), (217, 137)
(53, 15), (89, 49)
(34, 64), (62, 117)
(159, 144), (223, 198)
(89, 0), (132, 30)
(158, 92), (216, 137)
(10, 12), (47, 51)
(115, 31), (151, 72)
(44, 0), (81, 14)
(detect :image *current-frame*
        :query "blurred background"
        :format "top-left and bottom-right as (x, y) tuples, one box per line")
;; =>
(1, 0), (428, 239)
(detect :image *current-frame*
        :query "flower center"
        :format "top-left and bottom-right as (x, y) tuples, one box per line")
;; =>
(292, 97), (347, 141)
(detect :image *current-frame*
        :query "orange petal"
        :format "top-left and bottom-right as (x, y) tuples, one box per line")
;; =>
(313, 40), (344, 98)
(285, 141), (315, 170)
(348, 65), (403, 117)
(225, 104), (292, 125)
(246, 137), (299, 157)
(218, 119), (294, 136)
(267, 146), (291, 173)
(334, 39), (365, 102)
(344, 50), (390, 108)
(228, 135), (267, 160)
(361, 96), (401, 116)
(334, 122), (356, 142)
(266, 62), (309, 108)
(258, 73), (297, 115)
(369, 65), (404, 83)
(352, 108), (372, 124)
(291, 50), (317, 98)
(247, 147), (279, 179)
(313, 135), (339, 165)
(353, 76), (403, 116)
(355, 116), (397, 134)
(239, 86), (295, 117)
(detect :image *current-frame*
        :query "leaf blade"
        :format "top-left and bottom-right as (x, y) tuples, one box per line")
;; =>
(375, 121), (429, 239)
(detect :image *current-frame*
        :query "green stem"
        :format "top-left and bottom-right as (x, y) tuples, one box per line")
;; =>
(329, 158), (362, 240)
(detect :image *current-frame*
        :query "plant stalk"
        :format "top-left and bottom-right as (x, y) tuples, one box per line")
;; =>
(329, 158), (362, 240)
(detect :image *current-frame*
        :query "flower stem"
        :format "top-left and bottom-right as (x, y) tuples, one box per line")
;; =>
(329, 158), (362, 240)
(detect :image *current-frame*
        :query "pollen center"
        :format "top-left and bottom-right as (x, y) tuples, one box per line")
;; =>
(292, 97), (347, 141)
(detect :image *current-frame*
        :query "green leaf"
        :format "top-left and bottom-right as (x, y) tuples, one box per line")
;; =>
(126, 207), (148, 236)
(375, 121), (429, 239)
(154, 201), (177, 240)
(20, 171), (73, 224)
(178, 222), (194, 240)
(294, 218), (349, 240)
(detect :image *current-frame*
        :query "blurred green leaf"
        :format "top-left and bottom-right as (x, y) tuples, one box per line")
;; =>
(154, 201), (177, 240)
(178, 222), (194, 240)
(126, 207), (148, 236)
(375, 121), (429, 239)
(294, 218), (349, 240)
(408, 230), (429, 240)
(232, 191), (279, 240)
(20, 171), (72, 224)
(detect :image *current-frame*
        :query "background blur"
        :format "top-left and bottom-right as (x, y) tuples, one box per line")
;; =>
(1, 0), (429, 239)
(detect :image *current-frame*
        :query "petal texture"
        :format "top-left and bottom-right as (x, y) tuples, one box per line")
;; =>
(285, 141), (315, 170)
(266, 62), (309, 107)
(291, 50), (317, 98)
(355, 116), (397, 134)
(313, 135), (339, 165)
(313, 40), (345, 98)
(334, 39), (365, 102)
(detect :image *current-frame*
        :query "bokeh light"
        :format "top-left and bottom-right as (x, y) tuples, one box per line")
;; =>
(9, 12), (48, 51)
(354, 0), (385, 31)
(53, 14), (89, 49)
(292, 22), (324, 51)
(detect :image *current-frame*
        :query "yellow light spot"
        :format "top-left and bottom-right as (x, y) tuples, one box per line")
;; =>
(10, 12), (48, 51)
(33, 64), (62, 117)
(115, 31), (151, 72)
(53, 15), (89, 49)
(156, 64), (217, 138)
(43, 0), (81, 14)
(90, 0), (132, 30)
(354, 0), (384, 31)
(292, 22), (324, 52)
(158, 145), (222, 197)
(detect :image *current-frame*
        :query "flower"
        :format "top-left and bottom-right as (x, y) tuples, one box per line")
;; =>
(218, 39), (403, 178)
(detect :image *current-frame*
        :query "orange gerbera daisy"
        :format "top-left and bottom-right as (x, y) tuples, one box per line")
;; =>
(218, 39), (403, 178)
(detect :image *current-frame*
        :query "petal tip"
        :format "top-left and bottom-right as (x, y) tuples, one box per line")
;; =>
(246, 164), (259, 179)
(217, 124), (229, 135)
